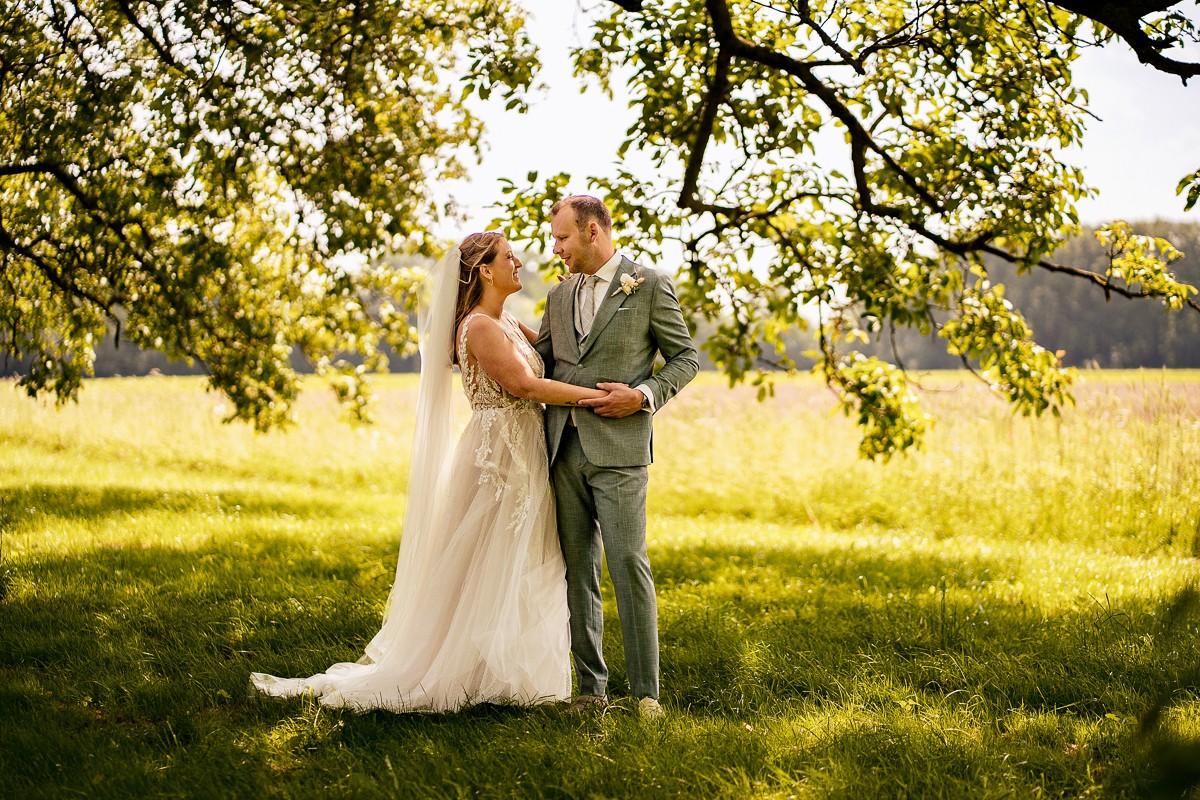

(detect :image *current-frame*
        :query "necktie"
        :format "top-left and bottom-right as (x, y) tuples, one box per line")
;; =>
(579, 275), (599, 337)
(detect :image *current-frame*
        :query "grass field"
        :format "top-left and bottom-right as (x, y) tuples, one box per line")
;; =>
(2, 371), (1199, 799)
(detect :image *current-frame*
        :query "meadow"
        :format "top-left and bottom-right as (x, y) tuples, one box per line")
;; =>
(2, 371), (1199, 799)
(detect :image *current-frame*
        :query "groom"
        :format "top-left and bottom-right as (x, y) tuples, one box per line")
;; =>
(535, 195), (699, 719)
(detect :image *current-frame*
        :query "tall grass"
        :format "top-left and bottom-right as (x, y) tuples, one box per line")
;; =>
(2, 371), (1198, 799)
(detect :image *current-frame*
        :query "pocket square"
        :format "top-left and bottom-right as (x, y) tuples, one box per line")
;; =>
(616, 306), (635, 312)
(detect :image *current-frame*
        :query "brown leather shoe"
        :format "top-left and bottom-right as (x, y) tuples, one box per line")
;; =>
(565, 694), (608, 715)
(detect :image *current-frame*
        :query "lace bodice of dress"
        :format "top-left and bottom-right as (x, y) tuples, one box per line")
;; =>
(457, 312), (544, 412)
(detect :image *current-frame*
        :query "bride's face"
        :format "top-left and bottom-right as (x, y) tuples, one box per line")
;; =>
(485, 238), (523, 295)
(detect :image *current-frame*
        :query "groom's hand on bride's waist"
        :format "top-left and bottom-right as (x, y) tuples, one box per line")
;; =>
(577, 383), (643, 418)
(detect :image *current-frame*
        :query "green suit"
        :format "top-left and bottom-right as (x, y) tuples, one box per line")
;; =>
(536, 257), (699, 699)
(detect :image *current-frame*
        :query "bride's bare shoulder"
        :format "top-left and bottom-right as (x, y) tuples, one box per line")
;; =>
(458, 309), (496, 335)
(461, 312), (508, 350)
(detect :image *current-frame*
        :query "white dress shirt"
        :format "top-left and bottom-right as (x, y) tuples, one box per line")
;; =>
(574, 250), (624, 333)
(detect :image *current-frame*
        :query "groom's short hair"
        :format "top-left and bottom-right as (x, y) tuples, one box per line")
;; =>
(552, 195), (612, 235)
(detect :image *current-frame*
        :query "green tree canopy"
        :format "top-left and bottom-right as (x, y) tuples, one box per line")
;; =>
(498, 0), (1200, 457)
(1, 0), (537, 427)
(4, 0), (1200, 456)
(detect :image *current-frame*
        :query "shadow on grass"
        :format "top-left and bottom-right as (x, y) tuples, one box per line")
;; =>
(651, 542), (1193, 712)
(2, 527), (1197, 798)
(1, 483), (362, 532)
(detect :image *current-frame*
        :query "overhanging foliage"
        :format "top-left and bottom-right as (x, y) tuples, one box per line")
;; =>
(497, 0), (1200, 458)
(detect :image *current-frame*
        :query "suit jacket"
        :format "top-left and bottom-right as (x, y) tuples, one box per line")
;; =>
(535, 257), (700, 468)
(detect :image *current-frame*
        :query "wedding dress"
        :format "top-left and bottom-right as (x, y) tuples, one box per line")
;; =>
(250, 252), (570, 712)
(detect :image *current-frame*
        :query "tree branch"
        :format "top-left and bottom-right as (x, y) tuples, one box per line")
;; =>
(1052, 0), (1200, 80)
(703, 0), (947, 214)
(679, 47), (732, 213)
(0, 220), (121, 317)
(0, 161), (146, 254)
(686, 1), (1200, 315)
(996, 245), (1200, 313)
(111, 0), (187, 76)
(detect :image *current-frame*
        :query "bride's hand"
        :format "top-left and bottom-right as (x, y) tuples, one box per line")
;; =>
(577, 383), (644, 418)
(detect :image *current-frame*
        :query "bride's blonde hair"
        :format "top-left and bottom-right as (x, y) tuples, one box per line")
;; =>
(451, 231), (504, 365)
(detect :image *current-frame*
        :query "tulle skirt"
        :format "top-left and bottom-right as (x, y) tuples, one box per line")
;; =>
(250, 405), (571, 712)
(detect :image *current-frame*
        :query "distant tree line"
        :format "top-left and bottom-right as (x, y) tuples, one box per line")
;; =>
(1, 314), (421, 380)
(857, 220), (1200, 370)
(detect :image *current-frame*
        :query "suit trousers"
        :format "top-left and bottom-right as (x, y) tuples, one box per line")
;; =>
(551, 425), (658, 699)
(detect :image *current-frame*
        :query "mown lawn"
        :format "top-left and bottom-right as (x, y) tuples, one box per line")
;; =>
(2, 371), (1199, 799)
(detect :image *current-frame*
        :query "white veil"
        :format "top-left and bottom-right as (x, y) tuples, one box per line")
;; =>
(361, 245), (460, 663)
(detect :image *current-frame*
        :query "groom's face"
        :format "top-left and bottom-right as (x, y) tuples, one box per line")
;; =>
(550, 208), (597, 275)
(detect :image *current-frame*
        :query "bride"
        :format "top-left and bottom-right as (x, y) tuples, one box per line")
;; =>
(251, 231), (606, 711)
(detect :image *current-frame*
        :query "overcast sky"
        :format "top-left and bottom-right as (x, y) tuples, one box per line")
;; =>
(448, 2), (1200, 237)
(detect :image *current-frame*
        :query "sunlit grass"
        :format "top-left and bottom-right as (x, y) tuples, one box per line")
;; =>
(2, 371), (1199, 798)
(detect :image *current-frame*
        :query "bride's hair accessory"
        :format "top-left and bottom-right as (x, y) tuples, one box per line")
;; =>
(457, 231), (504, 281)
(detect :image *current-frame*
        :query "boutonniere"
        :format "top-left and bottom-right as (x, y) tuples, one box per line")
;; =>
(612, 272), (645, 297)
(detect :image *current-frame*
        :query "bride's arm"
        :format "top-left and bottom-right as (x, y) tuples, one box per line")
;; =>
(467, 316), (606, 406)
(516, 319), (538, 346)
